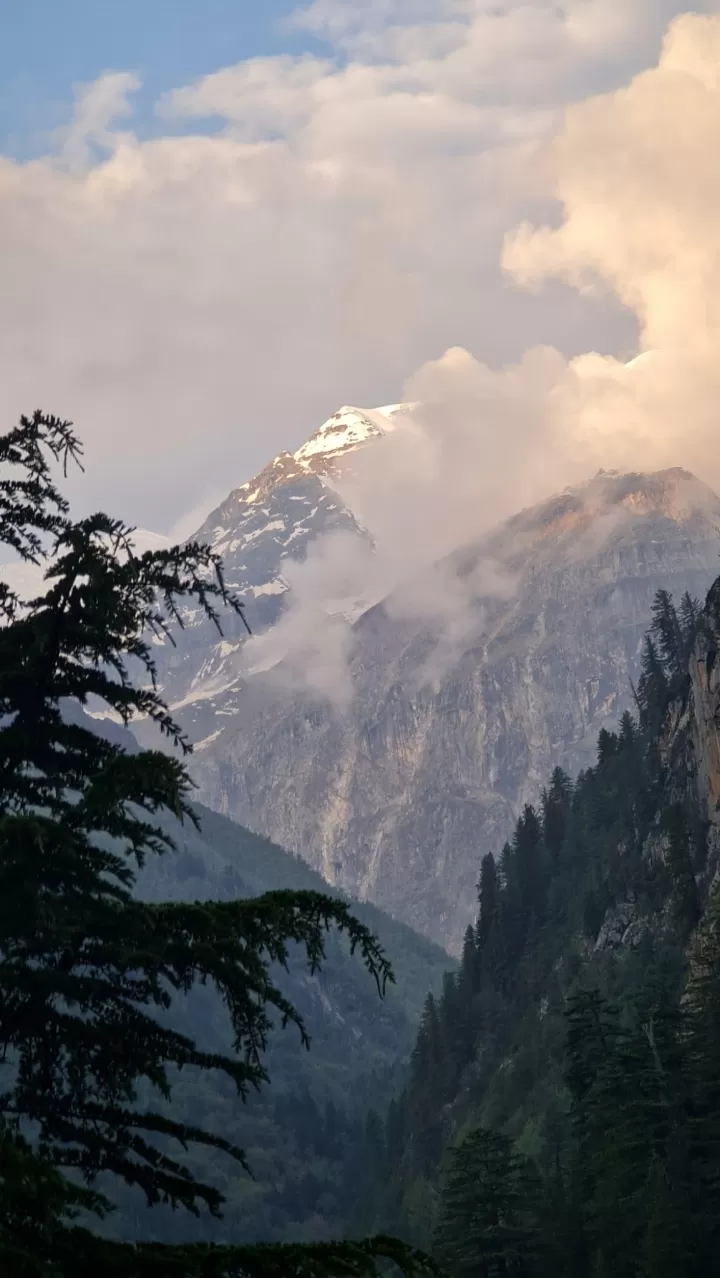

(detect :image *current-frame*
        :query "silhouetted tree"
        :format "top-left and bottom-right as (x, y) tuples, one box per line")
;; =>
(0, 411), (434, 1278)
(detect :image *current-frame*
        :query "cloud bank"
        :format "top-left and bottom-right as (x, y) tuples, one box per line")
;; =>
(2, 0), (703, 532)
(241, 10), (720, 701)
(350, 9), (720, 546)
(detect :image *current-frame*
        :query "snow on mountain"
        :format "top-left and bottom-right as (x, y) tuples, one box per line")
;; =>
(134, 402), (415, 733)
(293, 403), (411, 467)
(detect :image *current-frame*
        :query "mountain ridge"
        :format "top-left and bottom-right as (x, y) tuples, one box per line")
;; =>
(185, 463), (720, 953)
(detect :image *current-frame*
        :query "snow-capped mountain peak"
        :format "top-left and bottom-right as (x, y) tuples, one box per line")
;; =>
(293, 403), (412, 469)
(132, 401), (416, 734)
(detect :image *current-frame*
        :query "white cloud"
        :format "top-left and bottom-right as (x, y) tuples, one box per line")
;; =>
(500, 11), (720, 482)
(3, 0), (697, 534)
(253, 8), (720, 702)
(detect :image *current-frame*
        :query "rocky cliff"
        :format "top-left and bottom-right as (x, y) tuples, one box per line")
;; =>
(660, 575), (720, 892)
(188, 466), (720, 953)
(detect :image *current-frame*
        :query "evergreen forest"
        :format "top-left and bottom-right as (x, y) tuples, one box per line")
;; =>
(3, 406), (720, 1278)
(357, 587), (720, 1276)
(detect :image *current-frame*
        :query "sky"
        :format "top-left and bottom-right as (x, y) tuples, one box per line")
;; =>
(0, 1), (321, 154)
(2, 0), (720, 539)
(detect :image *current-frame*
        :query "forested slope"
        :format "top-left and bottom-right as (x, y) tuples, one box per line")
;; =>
(104, 801), (451, 1246)
(358, 584), (720, 1276)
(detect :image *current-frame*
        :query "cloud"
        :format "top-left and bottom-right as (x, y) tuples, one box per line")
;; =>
(348, 7), (720, 561)
(243, 8), (720, 703)
(55, 72), (141, 170)
(291, 0), (668, 79)
(1, 0), (694, 534)
(500, 11), (720, 483)
(241, 530), (375, 704)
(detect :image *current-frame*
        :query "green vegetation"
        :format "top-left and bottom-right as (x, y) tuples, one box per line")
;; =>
(5, 404), (720, 1278)
(360, 587), (720, 1276)
(0, 410), (439, 1278)
(105, 801), (451, 1245)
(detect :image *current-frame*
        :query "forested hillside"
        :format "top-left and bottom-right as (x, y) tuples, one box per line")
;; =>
(103, 801), (452, 1246)
(357, 585), (720, 1276)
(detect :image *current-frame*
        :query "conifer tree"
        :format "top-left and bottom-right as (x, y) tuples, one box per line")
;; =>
(407, 996), (445, 1177)
(433, 1126), (538, 1278)
(663, 803), (701, 935)
(651, 588), (685, 682)
(540, 768), (572, 866)
(0, 412), (434, 1278)
(509, 805), (547, 941)
(679, 591), (701, 664)
(636, 635), (669, 737)
(595, 728), (617, 766)
(683, 898), (720, 1269)
(476, 854), (499, 956)
(449, 927), (482, 1067)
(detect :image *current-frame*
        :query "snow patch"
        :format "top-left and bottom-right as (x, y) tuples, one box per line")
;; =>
(194, 728), (225, 751)
(249, 579), (287, 597)
(243, 519), (286, 545)
(293, 404), (412, 467)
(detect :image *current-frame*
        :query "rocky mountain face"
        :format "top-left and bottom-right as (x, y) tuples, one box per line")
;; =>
(663, 574), (720, 884)
(127, 393), (720, 955)
(147, 404), (410, 730)
(355, 529), (720, 1261)
(184, 465), (720, 954)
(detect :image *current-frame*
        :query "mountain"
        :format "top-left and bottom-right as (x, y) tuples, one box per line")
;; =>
(354, 572), (720, 1271)
(186, 465), (720, 954)
(106, 797), (451, 1245)
(147, 403), (411, 721)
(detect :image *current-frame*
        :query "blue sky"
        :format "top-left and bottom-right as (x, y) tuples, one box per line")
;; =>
(0, 0), (323, 155)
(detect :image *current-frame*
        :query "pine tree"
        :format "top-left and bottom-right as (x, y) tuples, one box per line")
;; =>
(618, 710), (635, 749)
(407, 996), (446, 1177)
(541, 768), (572, 867)
(679, 592), (701, 665)
(651, 589), (685, 682)
(433, 1126), (538, 1277)
(636, 635), (669, 737)
(683, 899), (720, 1270)
(440, 938), (479, 1087)
(477, 854), (499, 955)
(663, 803), (701, 935)
(510, 804), (548, 939)
(565, 989), (694, 1278)
(0, 412), (434, 1278)
(595, 728), (617, 766)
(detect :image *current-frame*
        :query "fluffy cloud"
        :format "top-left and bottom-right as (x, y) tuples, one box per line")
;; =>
(247, 9), (720, 701)
(358, 9), (720, 552)
(2, 0), (699, 532)
(501, 11), (720, 483)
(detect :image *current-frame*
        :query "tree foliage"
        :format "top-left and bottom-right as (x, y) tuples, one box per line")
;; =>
(362, 583), (718, 1277)
(433, 1127), (538, 1278)
(0, 411), (434, 1278)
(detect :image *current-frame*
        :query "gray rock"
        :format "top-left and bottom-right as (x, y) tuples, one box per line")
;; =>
(183, 466), (720, 953)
